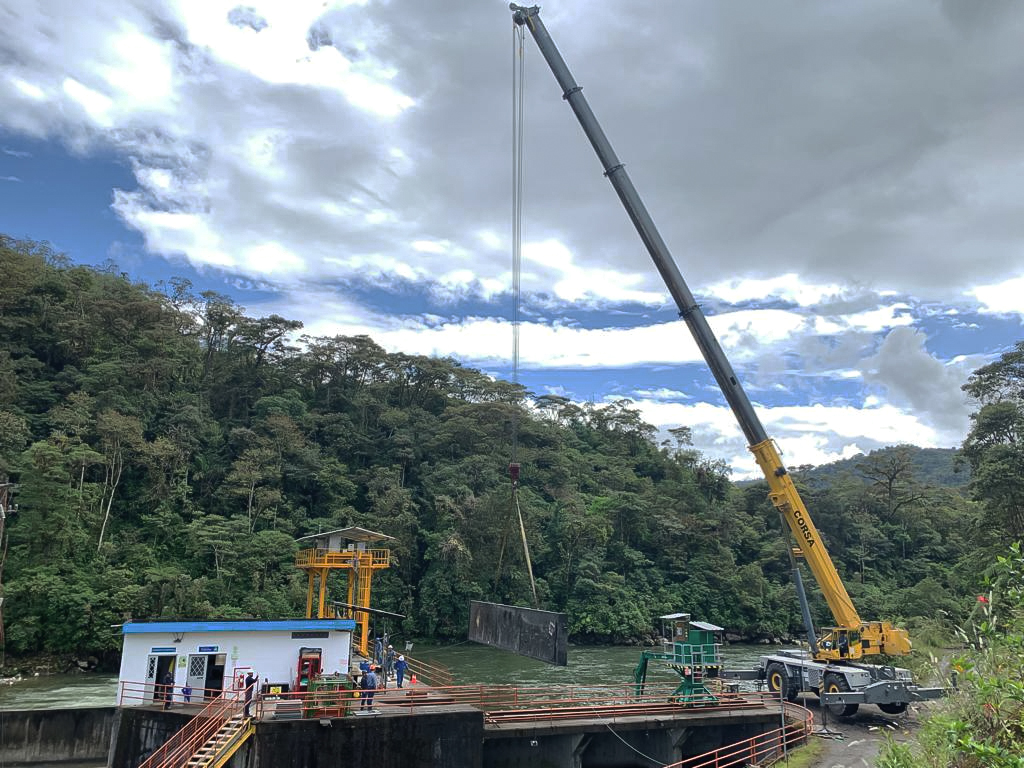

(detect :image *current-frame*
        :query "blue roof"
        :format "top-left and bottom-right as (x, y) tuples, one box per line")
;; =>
(122, 619), (356, 634)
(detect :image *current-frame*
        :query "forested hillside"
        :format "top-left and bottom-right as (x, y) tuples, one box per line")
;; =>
(0, 237), (992, 663)
(791, 445), (968, 490)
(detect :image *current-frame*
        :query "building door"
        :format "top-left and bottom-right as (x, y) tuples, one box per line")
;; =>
(145, 655), (176, 703)
(205, 654), (227, 697)
(144, 655), (159, 702)
(186, 655), (208, 700)
(186, 653), (227, 700)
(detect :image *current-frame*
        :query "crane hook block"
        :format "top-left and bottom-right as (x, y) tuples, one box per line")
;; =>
(509, 462), (521, 485)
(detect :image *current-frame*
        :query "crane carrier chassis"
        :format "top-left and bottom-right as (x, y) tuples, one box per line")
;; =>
(725, 650), (944, 717)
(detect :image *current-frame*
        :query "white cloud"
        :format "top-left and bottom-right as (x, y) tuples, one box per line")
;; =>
(477, 230), (502, 250)
(631, 398), (945, 479)
(9, 78), (46, 101)
(630, 387), (691, 401)
(258, 288), (927, 373)
(863, 327), (973, 435)
(4, 0), (1023, 323)
(412, 239), (449, 254)
(62, 78), (114, 126)
(706, 273), (845, 307)
(0, 0), (424, 284)
(176, 0), (409, 115)
(523, 239), (666, 305)
(242, 242), (305, 275)
(969, 274), (1024, 315)
(98, 25), (177, 114)
(542, 385), (573, 398)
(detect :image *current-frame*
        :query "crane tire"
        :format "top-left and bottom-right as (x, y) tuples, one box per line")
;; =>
(766, 663), (797, 701)
(823, 672), (859, 718)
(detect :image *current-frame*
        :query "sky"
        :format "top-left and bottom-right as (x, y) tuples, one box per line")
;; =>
(1, 0), (1022, 478)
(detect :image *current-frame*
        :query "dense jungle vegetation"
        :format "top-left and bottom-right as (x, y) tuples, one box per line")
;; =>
(0, 235), (1019, 666)
(879, 542), (1024, 767)
(875, 343), (1024, 768)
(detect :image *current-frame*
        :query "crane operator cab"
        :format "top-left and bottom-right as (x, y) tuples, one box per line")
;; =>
(818, 628), (860, 660)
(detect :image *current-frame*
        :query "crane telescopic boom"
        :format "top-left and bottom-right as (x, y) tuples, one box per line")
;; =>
(510, 3), (911, 661)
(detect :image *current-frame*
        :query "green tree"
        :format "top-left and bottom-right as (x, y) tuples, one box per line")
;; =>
(962, 342), (1024, 539)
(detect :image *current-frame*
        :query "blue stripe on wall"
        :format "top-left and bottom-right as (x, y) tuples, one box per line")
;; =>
(122, 619), (356, 634)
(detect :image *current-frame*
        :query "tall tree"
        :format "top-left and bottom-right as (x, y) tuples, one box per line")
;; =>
(961, 342), (1024, 539)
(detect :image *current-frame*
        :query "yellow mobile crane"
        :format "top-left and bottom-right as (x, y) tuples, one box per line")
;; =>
(510, 4), (944, 716)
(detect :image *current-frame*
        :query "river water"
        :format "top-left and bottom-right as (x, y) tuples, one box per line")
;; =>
(0, 642), (780, 711)
(417, 641), (775, 687)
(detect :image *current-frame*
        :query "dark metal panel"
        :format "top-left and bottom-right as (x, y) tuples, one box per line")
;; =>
(468, 601), (568, 666)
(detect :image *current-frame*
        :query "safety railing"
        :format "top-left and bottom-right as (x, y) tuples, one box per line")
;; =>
(295, 548), (391, 568)
(136, 684), (253, 768)
(256, 685), (359, 720)
(402, 654), (453, 687)
(117, 680), (235, 707)
(479, 686), (778, 724)
(121, 679), (806, 733)
(254, 681), (795, 723)
(665, 702), (813, 767)
(122, 680), (810, 767)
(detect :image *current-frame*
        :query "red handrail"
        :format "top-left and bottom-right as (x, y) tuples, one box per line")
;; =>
(665, 703), (814, 768)
(118, 680), (234, 706)
(136, 685), (251, 768)
(119, 677), (809, 728)
(401, 654), (453, 687)
(120, 678), (811, 768)
(253, 682), (794, 722)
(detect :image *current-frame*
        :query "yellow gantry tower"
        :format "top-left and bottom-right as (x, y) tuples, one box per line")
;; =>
(295, 527), (393, 657)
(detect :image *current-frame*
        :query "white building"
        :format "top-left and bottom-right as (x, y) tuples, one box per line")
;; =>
(117, 619), (355, 705)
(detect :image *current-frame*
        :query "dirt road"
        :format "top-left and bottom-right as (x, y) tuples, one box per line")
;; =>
(798, 696), (922, 768)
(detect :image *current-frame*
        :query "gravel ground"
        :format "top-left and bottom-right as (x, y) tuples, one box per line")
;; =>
(800, 695), (924, 768)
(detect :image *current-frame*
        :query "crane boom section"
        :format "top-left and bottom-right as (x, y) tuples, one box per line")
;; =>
(510, 4), (913, 660)
(509, 3), (766, 448)
(750, 439), (859, 628)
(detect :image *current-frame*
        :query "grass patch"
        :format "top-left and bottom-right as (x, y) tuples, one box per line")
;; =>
(770, 737), (825, 768)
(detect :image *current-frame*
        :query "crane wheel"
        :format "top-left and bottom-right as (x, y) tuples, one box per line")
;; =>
(823, 672), (859, 718)
(766, 663), (798, 702)
(878, 702), (908, 715)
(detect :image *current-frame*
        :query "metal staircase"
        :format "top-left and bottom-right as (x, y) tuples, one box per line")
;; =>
(183, 714), (254, 768)
(137, 688), (255, 768)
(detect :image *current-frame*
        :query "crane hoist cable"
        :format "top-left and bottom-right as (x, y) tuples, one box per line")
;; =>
(497, 20), (538, 608)
(510, 18), (525, 468)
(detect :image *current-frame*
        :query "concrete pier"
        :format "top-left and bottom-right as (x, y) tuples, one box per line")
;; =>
(483, 707), (780, 767)
(0, 707), (116, 766)
(3, 701), (793, 767)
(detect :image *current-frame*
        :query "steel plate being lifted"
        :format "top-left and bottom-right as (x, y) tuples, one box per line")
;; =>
(468, 600), (568, 666)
